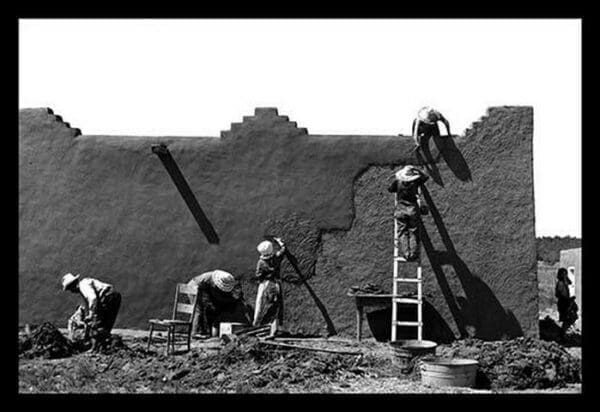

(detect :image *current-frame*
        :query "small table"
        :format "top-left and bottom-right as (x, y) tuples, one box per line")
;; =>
(347, 293), (393, 341)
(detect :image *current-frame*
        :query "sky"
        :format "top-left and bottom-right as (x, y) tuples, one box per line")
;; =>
(18, 19), (581, 237)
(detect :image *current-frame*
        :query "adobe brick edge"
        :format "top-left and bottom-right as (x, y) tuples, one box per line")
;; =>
(18, 106), (537, 340)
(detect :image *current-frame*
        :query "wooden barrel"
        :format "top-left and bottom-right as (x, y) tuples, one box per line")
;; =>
(421, 358), (478, 388)
(390, 340), (437, 368)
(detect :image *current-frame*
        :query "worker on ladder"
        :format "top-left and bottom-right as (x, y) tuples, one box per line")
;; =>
(388, 166), (429, 262)
(412, 106), (451, 149)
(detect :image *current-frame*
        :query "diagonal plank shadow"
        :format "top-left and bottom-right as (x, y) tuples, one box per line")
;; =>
(151, 143), (220, 244)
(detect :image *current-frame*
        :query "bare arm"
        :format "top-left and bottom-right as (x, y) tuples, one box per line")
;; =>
(274, 237), (286, 257)
(413, 119), (421, 146)
(440, 115), (451, 137)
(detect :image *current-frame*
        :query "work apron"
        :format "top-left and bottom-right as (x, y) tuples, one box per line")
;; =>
(253, 279), (283, 327)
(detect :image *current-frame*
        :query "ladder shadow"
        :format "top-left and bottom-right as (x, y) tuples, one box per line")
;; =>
(418, 185), (523, 340)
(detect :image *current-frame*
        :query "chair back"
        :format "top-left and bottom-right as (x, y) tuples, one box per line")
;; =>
(172, 283), (199, 322)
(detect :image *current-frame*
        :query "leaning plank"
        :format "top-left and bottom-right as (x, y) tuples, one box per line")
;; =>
(258, 340), (362, 355)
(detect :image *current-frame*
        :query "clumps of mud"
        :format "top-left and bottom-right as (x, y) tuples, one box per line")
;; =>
(87, 336), (380, 393)
(436, 337), (581, 389)
(19, 323), (75, 359)
(539, 316), (582, 347)
(19, 323), (130, 359)
(183, 337), (368, 391)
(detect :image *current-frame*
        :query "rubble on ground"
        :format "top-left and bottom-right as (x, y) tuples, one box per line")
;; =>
(435, 337), (581, 389)
(539, 316), (581, 346)
(19, 325), (582, 393)
(19, 322), (75, 359)
(19, 322), (131, 359)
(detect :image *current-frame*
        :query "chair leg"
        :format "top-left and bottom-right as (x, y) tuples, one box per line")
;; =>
(166, 326), (171, 356)
(147, 324), (154, 351)
(171, 326), (176, 355)
(187, 324), (192, 352)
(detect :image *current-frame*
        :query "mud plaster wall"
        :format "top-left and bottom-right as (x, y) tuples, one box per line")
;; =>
(19, 106), (537, 340)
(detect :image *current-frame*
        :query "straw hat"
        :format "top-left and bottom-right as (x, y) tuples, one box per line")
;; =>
(257, 240), (274, 256)
(395, 166), (422, 183)
(62, 273), (80, 290)
(417, 106), (438, 124)
(211, 270), (236, 293)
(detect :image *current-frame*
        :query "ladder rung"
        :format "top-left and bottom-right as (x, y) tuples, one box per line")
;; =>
(393, 257), (420, 263)
(393, 298), (420, 304)
(394, 278), (421, 283)
(395, 321), (422, 327)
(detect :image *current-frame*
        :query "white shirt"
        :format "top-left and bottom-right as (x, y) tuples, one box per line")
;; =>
(417, 107), (443, 124)
(78, 277), (113, 311)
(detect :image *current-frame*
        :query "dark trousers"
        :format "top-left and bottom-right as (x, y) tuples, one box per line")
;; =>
(395, 206), (421, 260)
(412, 119), (441, 147)
(89, 290), (121, 344)
(193, 287), (242, 335)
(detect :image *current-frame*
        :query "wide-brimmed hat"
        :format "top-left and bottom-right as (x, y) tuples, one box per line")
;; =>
(395, 165), (422, 183)
(417, 106), (437, 124)
(212, 270), (236, 293)
(62, 273), (80, 290)
(257, 240), (274, 256)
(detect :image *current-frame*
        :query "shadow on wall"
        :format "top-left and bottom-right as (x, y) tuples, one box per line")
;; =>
(416, 135), (472, 187)
(419, 185), (523, 340)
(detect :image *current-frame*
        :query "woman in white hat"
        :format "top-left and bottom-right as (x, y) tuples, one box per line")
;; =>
(61, 273), (121, 350)
(388, 166), (429, 261)
(412, 106), (451, 149)
(187, 270), (251, 336)
(253, 237), (286, 331)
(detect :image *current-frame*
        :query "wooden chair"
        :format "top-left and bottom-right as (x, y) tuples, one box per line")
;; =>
(147, 283), (199, 355)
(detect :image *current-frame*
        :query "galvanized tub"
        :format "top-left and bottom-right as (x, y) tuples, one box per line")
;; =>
(421, 358), (478, 388)
(390, 339), (437, 368)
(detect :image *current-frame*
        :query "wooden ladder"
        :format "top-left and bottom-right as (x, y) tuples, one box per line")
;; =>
(391, 196), (423, 342)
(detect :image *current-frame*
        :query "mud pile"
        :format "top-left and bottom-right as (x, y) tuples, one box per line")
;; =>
(436, 337), (581, 389)
(19, 322), (75, 359)
(19, 322), (131, 359)
(81, 336), (381, 392)
(539, 316), (582, 347)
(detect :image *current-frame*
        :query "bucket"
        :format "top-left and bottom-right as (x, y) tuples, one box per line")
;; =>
(390, 339), (437, 368)
(420, 358), (478, 388)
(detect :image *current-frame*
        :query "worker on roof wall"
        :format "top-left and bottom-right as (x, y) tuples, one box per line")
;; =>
(388, 166), (430, 262)
(412, 106), (451, 149)
(61, 273), (121, 351)
(253, 237), (286, 333)
(187, 270), (252, 337)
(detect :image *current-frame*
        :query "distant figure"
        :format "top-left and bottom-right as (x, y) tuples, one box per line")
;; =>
(61, 273), (121, 351)
(412, 106), (451, 148)
(254, 237), (286, 332)
(388, 166), (429, 261)
(555, 268), (578, 334)
(187, 270), (252, 336)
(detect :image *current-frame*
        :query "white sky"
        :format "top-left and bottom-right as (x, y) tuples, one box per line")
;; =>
(18, 19), (581, 237)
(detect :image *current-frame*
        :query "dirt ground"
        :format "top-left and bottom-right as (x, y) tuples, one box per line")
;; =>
(18, 328), (582, 394)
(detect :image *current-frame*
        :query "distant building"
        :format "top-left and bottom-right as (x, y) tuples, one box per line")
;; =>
(559, 248), (582, 329)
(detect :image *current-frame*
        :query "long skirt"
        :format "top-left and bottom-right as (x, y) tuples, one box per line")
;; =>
(253, 280), (283, 327)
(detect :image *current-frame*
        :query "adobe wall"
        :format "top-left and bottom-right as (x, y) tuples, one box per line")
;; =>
(18, 106), (537, 340)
